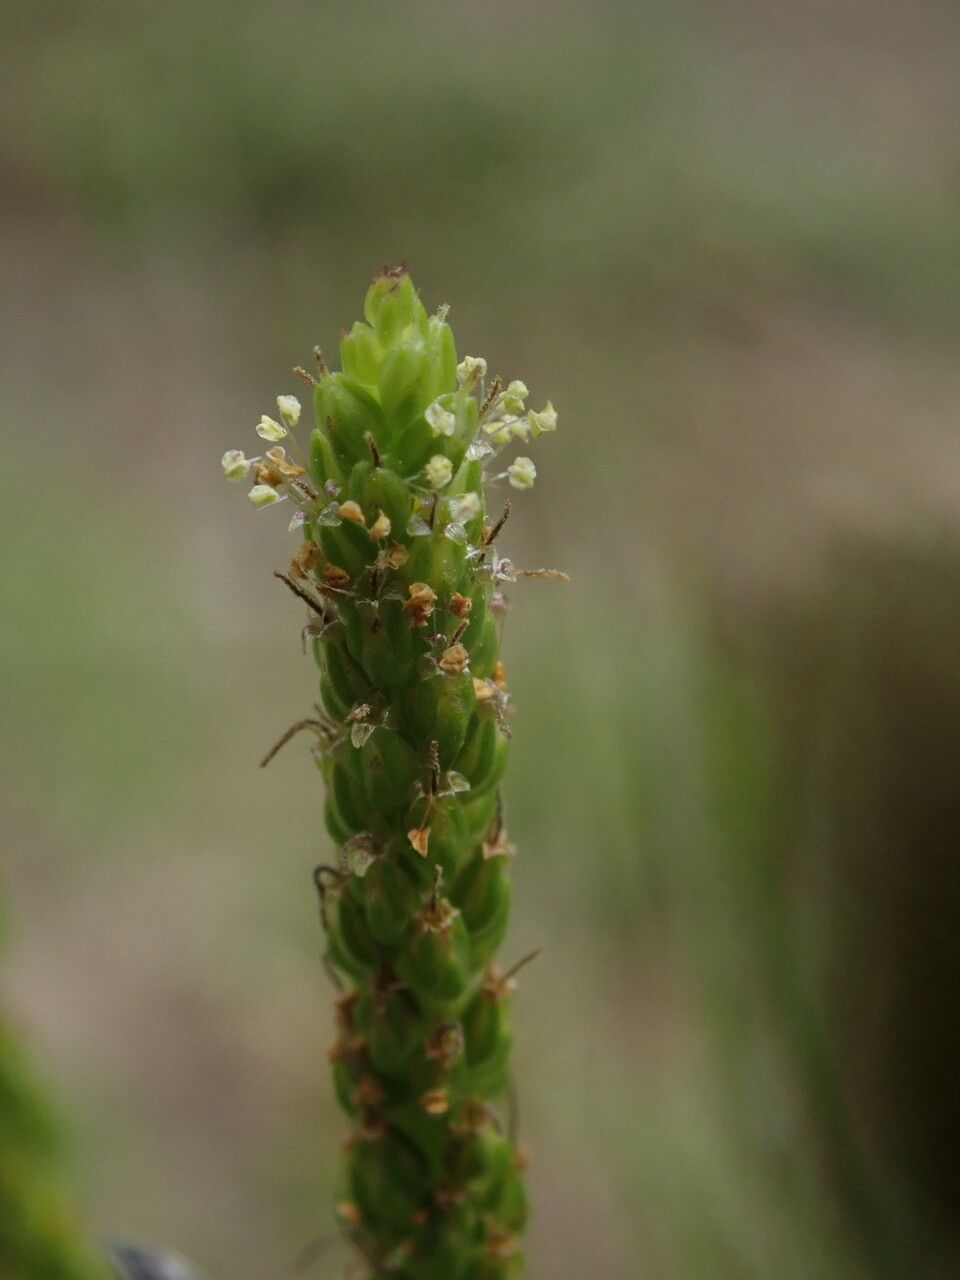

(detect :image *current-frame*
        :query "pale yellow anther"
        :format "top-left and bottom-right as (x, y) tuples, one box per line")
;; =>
(221, 449), (251, 481)
(276, 394), (301, 427)
(456, 355), (487, 389)
(248, 484), (281, 507)
(507, 456), (536, 490)
(256, 415), (287, 442)
(425, 454), (453, 489)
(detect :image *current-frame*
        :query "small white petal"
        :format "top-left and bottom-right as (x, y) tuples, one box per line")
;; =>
(443, 521), (468, 545)
(315, 501), (343, 527)
(406, 514), (432, 537)
(443, 770), (471, 794)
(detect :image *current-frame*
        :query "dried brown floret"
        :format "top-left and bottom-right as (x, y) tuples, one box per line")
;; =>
(407, 826), (430, 857)
(336, 1201), (362, 1228)
(264, 445), (305, 480)
(322, 564), (351, 590)
(290, 540), (322, 579)
(405, 582), (437, 626)
(420, 1087), (450, 1116)
(368, 509), (391, 541)
(439, 643), (469, 676)
(338, 500), (365, 524)
(354, 1075), (385, 1107)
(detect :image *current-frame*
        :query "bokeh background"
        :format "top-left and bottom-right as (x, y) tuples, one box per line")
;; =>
(3, 1), (960, 1276)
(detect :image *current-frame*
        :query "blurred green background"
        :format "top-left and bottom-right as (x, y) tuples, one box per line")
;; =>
(3, 1), (960, 1276)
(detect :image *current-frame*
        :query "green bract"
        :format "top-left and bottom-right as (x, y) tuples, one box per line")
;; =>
(226, 267), (559, 1279)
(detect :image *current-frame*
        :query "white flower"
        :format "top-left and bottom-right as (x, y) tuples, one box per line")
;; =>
(221, 449), (251, 481)
(425, 454), (454, 488)
(451, 491), (481, 520)
(456, 355), (487, 389)
(501, 379), (528, 414)
(528, 401), (557, 437)
(256, 415), (287, 442)
(276, 395), (301, 427)
(507, 456), (536, 490)
(425, 400), (456, 437)
(248, 484), (282, 507)
(508, 416), (531, 441)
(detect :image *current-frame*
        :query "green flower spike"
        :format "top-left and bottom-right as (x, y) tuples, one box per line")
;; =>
(224, 267), (561, 1280)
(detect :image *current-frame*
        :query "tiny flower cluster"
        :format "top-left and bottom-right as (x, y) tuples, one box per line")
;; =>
(423, 361), (558, 493)
(223, 338), (557, 518)
(221, 394), (307, 509)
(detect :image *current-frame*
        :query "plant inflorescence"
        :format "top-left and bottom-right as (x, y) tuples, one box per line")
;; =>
(223, 267), (560, 1279)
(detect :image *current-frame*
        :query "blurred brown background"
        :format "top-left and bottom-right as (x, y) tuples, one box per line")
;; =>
(2, 1), (960, 1276)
